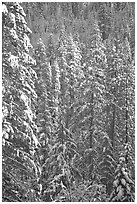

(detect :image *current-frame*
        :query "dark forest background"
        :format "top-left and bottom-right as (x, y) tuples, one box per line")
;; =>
(2, 2), (135, 202)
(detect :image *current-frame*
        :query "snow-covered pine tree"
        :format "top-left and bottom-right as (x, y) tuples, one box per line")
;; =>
(119, 37), (135, 175)
(77, 18), (108, 182)
(40, 28), (84, 201)
(104, 29), (135, 202)
(2, 2), (40, 201)
(98, 135), (116, 196)
(33, 38), (56, 201)
(104, 35), (118, 149)
(57, 30), (84, 186)
(56, 26), (70, 129)
(109, 155), (135, 201)
(106, 36), (134, 177)
(66, 33), (85, 131)
(33, 38), (53, 149)
(39, 59), (70, 201)
(33, 33), (63, 201)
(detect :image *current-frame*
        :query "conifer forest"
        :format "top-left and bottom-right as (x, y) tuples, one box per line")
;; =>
(2, 2), (135, 202)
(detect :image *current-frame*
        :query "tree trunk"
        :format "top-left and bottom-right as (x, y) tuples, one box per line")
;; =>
(110, 102), (115, 148)
(125, 67), (128, 164)
(89, 92), (94, 148)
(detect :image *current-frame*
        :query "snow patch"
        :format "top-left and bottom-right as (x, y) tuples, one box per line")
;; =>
(8, 54), (18, 68)
(2, 4), (8, 14)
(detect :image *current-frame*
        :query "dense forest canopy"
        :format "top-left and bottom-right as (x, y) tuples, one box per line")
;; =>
(2, 2), (135, 202)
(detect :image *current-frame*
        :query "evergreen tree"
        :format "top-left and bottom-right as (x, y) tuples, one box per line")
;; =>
(34, 38), (53, 144)
(78, 18), (107, 182)
(105, 34), (135, 200)
(109, 155), (135, 201)
(2, 2), (40, 201)
(98, 135), (116, 195)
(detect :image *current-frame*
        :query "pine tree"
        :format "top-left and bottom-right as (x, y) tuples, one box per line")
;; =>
(33, 38), (59, 201)
(105, 34), (135, 201)
(34, 38), (53, 144)
(117, 37), (134, 182)
(2, 2), (40, 201)
(78, 18), (108, 182)
(39, 29), (85, 201)
(98, 135), (116, 196)
(107, 36), (134, 175)
(109, 155), (135, 201)
(56, 27), (70, 129)
(57, 30), (85, 185)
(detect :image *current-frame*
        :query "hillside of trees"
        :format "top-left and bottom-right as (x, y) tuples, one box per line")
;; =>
(2, 2), (135, 202)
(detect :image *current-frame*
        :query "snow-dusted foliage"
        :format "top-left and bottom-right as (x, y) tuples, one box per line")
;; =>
(2, 2), (135, 202)
(2, 2), (40, 201)
(109, 156), (135, 201)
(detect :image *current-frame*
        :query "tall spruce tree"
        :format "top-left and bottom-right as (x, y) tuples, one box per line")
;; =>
(78, 18), (108, 183)
(33, 38), (54, 200)
(2, 2), (40, 201)
(109, 155), (135, 201)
